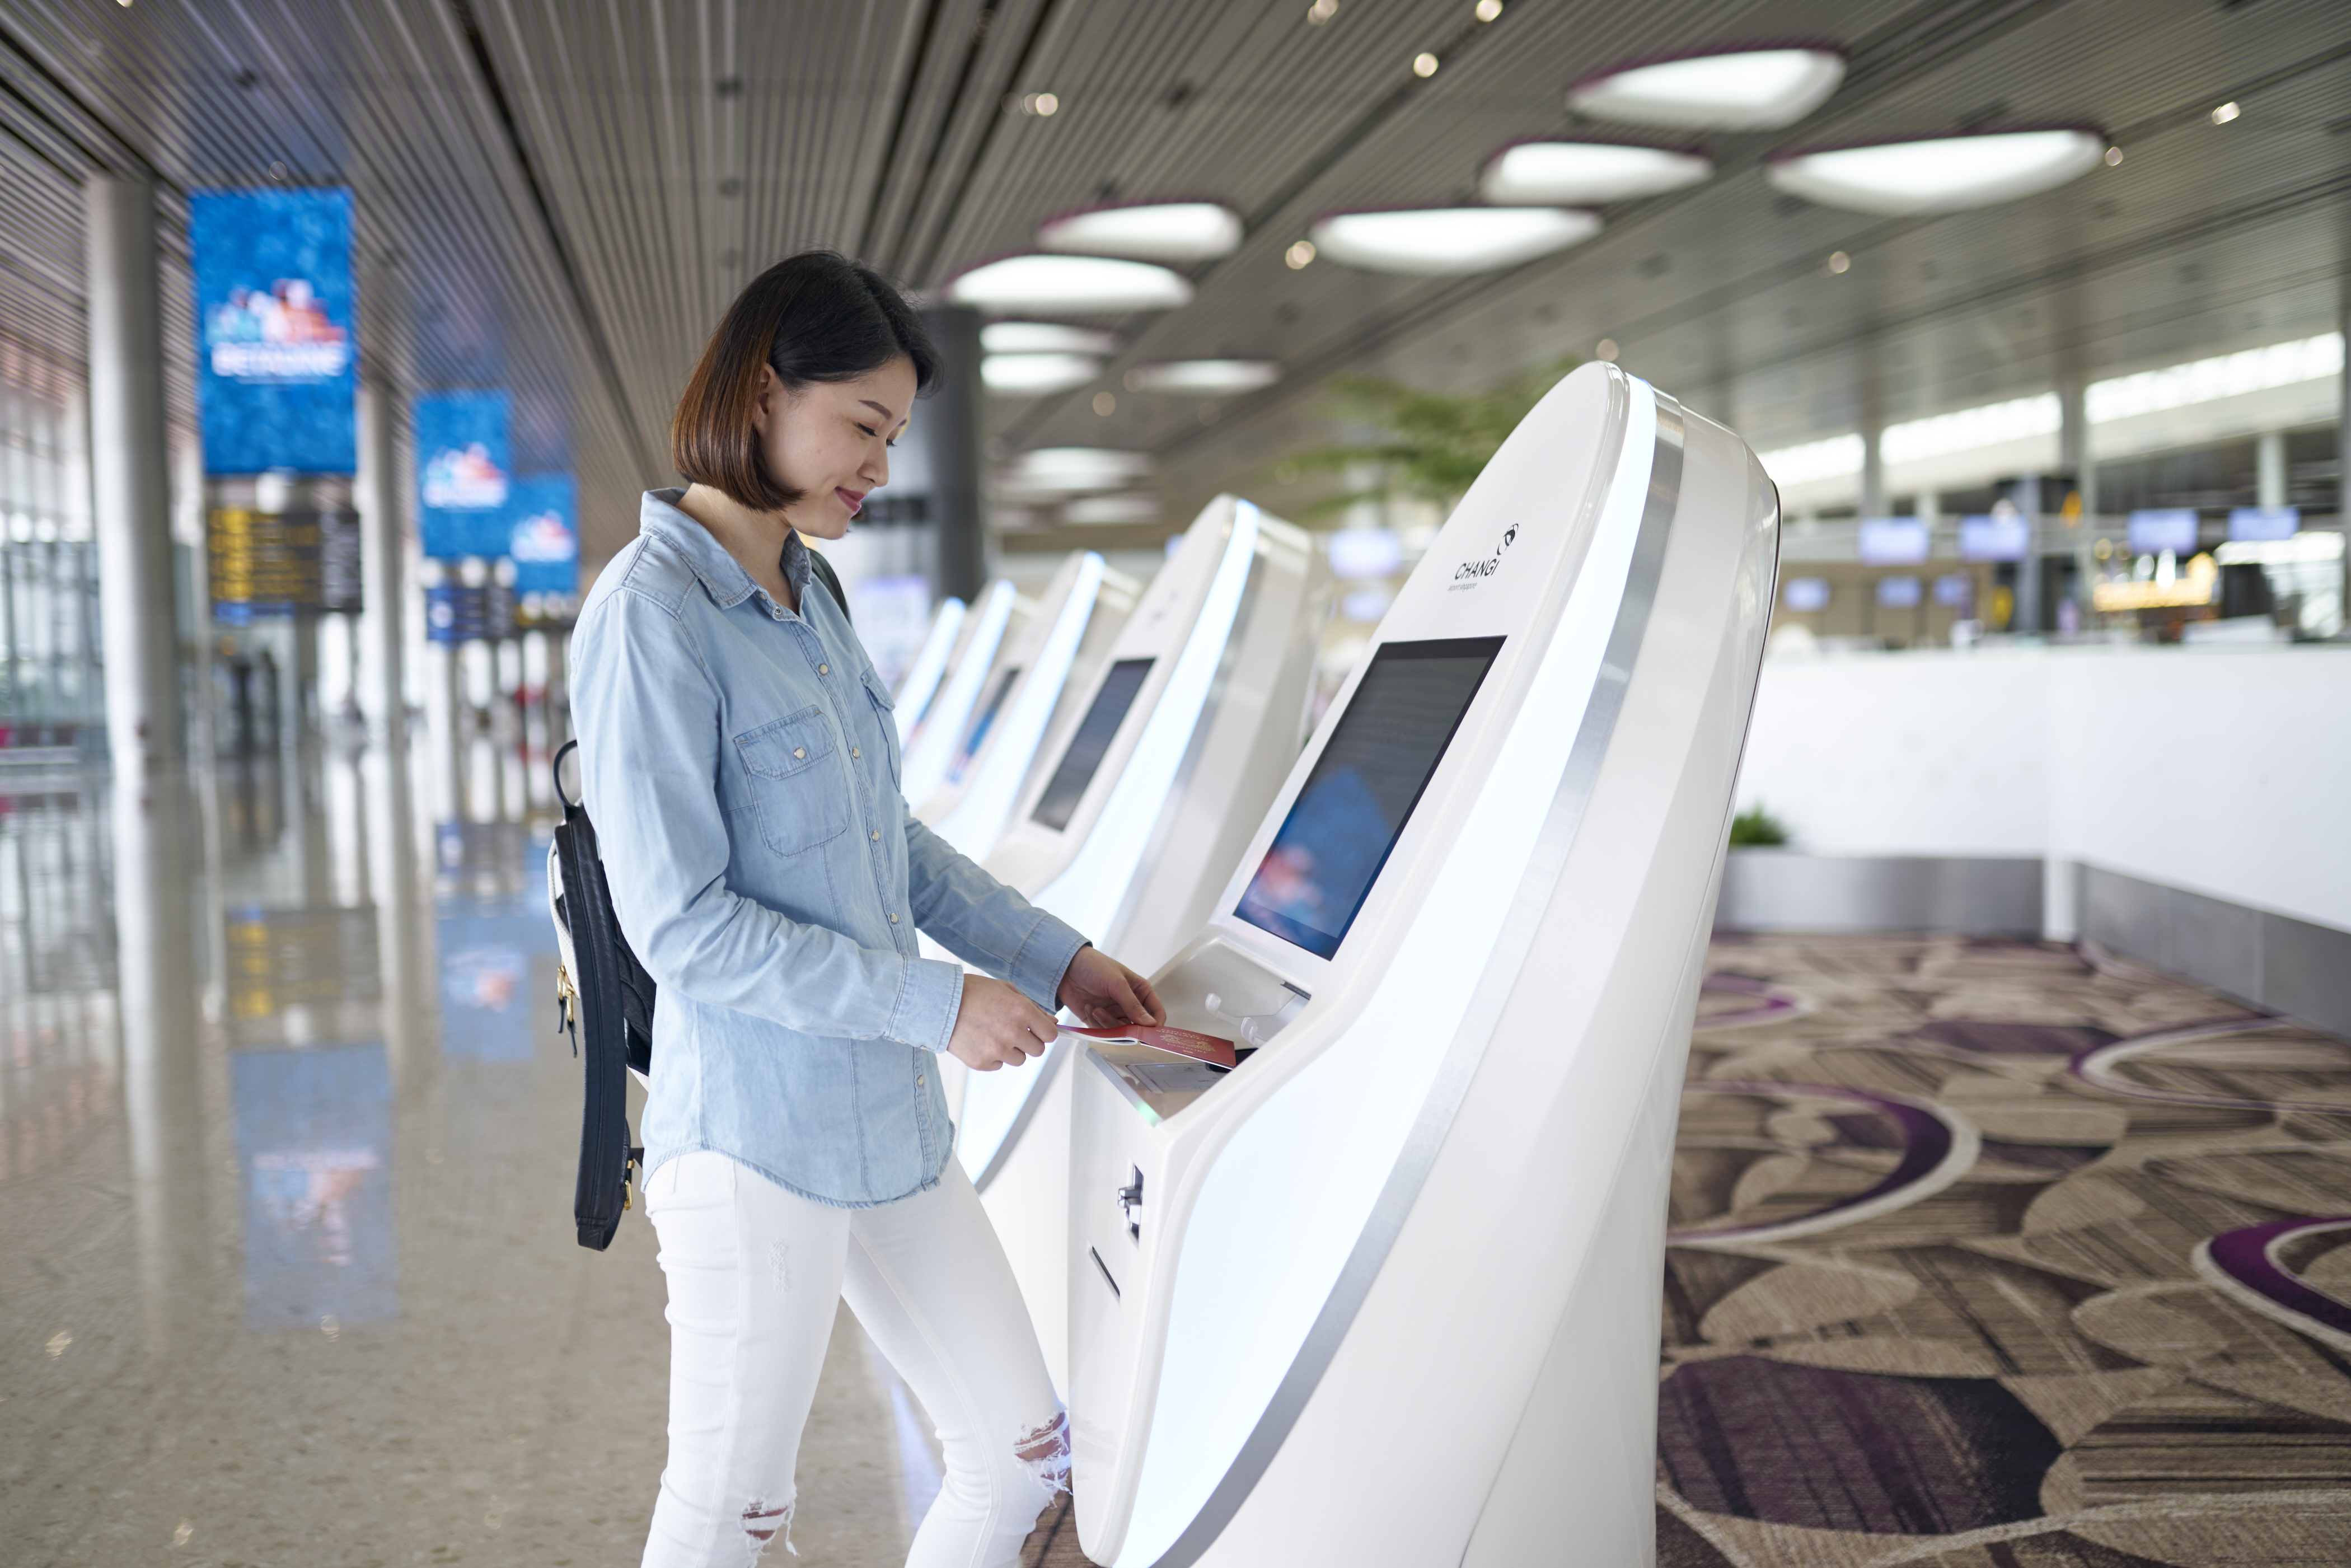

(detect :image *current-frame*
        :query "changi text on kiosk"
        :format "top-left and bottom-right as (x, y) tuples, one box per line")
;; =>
(960, 494), (1328, 1392)
(890, 593), (967, 743)
(1066, 364), (1778, 1567)
(901, 578), (1020, 806)
(918, 550), (1140, 862)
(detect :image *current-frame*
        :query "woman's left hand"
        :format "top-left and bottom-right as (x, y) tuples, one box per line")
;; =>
(1057, 946), (1166, 1030)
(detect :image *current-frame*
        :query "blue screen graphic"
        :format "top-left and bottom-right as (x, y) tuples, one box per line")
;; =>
(190, 189), (359, 475)
(416, 391), (514, 559)
(1235, 636), (1501, 960)
(506, 472), (579, 595)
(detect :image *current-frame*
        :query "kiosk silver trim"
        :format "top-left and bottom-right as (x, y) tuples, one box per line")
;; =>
(1146, 394), (1689, 1568)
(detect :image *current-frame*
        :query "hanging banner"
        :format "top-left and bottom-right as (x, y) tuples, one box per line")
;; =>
(507, 472), (579, 625)
(415, 391), (513, 559)
(190, 189), (359, 476)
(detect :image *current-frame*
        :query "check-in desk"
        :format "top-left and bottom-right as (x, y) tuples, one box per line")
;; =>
(918, 551), (1141, 863)
(900, 578), (1022, 806)
(1065, 366), (1778, 1566)
(891, 593), (968, 743)
(959, 495), (1329, 1391)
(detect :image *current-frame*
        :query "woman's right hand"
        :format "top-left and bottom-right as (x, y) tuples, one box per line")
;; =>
(947, 976), (1059, 1071)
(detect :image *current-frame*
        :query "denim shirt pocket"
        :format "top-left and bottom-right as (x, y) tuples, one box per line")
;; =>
(734, 707), (850, 854)
(860, 667), (902, 790)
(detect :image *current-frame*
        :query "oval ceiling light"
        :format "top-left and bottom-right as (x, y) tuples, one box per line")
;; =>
(945, 254), (1193, 314)
(1064, 493), (1163, 526)
(1479, 141), (1712, 204)
(1127, 359), (1280, 394)
(1309, 207), (1600, 275)
(1570, 46), (1844, 132)
(1767, 128), (2106, 215)
(1001, 447), (1153, 494)
(1037, 202), (1243, 262)
(981, 321), (1118, 354)
(981, 353), (1100, 395)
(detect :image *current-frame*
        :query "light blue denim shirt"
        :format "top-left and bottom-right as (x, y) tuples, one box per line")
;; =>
(569, 490), (1089, 1207)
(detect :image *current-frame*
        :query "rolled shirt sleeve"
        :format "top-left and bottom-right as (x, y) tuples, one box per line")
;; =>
(903, 816), (1090, 1016)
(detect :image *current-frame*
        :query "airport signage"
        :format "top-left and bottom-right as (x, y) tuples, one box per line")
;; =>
(1957, 513), (2029, 561)
(415, 392), (514, 559)
(2127, 508), (2200, 555)
(1856, 517), (1929, 565)
(507, 472), (579, 624)
(2228, 506), (2298, 542)
(208, 502), (362, 622)
(189, 188), (359, 475)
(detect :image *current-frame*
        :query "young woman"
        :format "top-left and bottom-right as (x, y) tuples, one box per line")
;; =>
(570, 252), (1164, 1568)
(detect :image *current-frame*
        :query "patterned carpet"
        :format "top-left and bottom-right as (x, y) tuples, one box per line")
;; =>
(1023, 934), (2351, 1565)
(1662, 934), (2351, 1568)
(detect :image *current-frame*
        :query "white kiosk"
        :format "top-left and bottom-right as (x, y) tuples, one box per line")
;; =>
(1065, 366), (1778, 1567)
(890, 594), (967, 742)
(918, 550), (1141, 863)
(960, 495), (1329, 1391)
(901, 579), (1022, 806)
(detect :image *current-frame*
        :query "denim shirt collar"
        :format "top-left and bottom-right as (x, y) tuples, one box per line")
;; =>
(640, 488), (814, 612)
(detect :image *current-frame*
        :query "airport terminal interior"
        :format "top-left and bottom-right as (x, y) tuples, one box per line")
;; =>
(6, 1), (2351, 1564)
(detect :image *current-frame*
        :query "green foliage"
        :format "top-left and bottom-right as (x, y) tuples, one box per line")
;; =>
(1728, 804), (1790, 848)
(1280, 357), (1583, 516)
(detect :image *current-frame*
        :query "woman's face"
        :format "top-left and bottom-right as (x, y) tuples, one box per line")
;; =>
(752, 355), (918, 539)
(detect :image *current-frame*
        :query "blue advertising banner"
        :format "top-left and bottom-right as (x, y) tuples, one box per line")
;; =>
(190, 189), (359, 475)
(415, 391), (513, 559)
(507, 474), (579, 596)
(232, 1042), (398, 1330)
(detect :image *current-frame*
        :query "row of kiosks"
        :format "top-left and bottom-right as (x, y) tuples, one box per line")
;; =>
(957, 494), (1331, 1393)
(1065, 365), (1779, 1567)
(891, 593), (968, 741)
(917, 550), (1142, 863)
(899, 578), (1022, 803)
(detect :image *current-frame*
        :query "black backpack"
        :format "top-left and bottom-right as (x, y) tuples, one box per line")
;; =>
(547, 549), (850, 1249)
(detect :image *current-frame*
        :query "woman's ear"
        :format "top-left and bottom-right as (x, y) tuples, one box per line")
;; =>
(751, 363), (779, 434)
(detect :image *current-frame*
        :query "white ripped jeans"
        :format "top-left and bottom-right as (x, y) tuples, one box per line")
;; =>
(640, 1151), (1069, 1568)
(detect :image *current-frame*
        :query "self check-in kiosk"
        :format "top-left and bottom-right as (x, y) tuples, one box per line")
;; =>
(891, 594), (967, 742)
(957, 495), (1329, 1392)
(918, 550), (1142, 863)
(1065, 365), (1778, 1567)
(901, 578), (1022, 807)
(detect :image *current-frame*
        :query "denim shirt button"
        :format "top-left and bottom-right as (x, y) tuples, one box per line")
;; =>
(917, 1073), (925, 1087)
(870, 830), (881, 841)
(818, 663), (830, 675)
(888, 912), (898, 924)
(851, 747), (860, 759)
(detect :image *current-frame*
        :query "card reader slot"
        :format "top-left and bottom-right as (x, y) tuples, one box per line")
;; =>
(1089, 1246), (1121, 1299)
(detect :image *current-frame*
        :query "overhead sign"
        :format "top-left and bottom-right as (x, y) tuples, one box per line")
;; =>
(189, 188), (360, 475)
(507, 472), (579, 593)
(208, 504), (362, 621)
(415, 391), (513, 559)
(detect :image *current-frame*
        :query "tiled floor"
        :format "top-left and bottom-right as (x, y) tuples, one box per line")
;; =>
(7, 746), (2349, 1566)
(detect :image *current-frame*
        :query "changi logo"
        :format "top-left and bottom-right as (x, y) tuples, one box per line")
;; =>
(1452, 522), (1520, 584)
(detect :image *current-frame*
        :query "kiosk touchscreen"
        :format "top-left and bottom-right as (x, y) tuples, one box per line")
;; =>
(918, 550), (1142, 863)
(958, 494), (1329, 1392)
(890, 593), (967, 743)
(1065, 364), (1778, 1567)
(901, 578), (1022, 807)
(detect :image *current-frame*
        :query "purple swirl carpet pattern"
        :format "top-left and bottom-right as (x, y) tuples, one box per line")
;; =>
(1660, 934), (2351, 1568)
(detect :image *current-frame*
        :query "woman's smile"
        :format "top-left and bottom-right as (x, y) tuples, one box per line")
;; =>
(836, 485), (868, 517)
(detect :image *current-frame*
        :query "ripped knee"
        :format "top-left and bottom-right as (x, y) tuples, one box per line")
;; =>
(1013, 1410), (1071, 1497)
(741, 1497), (795, 1561)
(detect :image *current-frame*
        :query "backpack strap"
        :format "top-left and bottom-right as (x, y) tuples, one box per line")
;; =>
(804, 544), (851, 625)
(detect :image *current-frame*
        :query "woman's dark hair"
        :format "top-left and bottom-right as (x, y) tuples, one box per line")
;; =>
(672, 251), (941, 511)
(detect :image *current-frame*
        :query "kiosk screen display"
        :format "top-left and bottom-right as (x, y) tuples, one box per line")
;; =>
(1235, 636), (1503, 959)
(951, 666), (1022, 780)
(1031, 658), (1154, 830)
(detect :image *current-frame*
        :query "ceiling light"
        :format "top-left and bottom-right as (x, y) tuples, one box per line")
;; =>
(1092, 391), (1117, 415)
(1001, 447), (1151, 494)
(980, 321), (1117, 354)
(1038, 202), (1241, 262)
(1570, 46), (1844, 131)
(1827, 250), (1850, 273)
(1285, 240), (1317, 269)
(1309, 207), (1599, 274)
(2211, 101), (2240, 125)
(1474, 0), (1502, 20)
(945, 254), (1193, 313)
(1306, 0), (1335, 24)
(1065, 493), (1162, 525)
(1126, 360), (1279, 394)
(1767, 128), (2105, 215)
(1478, 141), (1711, 204)
(1412, 53), (1440, 78)
(981, 353), (1098, 394)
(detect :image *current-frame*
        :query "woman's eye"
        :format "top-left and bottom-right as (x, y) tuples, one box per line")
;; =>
(886, 439), (897, 450)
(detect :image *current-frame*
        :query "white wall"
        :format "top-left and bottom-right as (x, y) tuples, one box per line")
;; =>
(1735, 644), (2351, 935)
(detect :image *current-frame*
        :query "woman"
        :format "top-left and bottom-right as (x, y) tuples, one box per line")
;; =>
(570, 252), (1164, 1568)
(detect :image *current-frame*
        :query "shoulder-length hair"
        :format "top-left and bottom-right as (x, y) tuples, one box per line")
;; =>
(671, 252), (942, 511)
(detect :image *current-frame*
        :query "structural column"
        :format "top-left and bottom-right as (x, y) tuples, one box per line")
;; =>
(919, 304), (986, 603)
(86, 175), (183, 772)
(356, 380), (427, 1079)
(1857, 419), (1885, 522)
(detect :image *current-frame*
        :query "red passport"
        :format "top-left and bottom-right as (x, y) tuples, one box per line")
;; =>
(1064, 1023), (1238, 1069)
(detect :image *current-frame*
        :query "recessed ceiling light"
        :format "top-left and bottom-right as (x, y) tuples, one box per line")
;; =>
(980, 321), (1118, 354)
(1309, 207), (1600, 274)
(1000, 447), (1151, 494)
(981, 353), (1099, 394)
(945, 254), (1193, 313)
(1037, 202), (1242, 262)
(1768, 128), (2105, 215)
(1478, 141), (1712, 204)
(1570, 46), (1844, 131)
(1064, 493), (1162, 526)
(1127, 359), (1280, 394)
